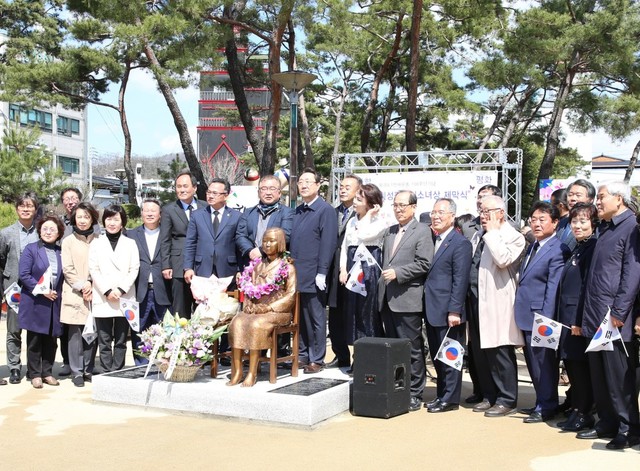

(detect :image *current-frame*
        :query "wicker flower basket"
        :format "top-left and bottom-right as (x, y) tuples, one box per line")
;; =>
(158, 363), (201, 382)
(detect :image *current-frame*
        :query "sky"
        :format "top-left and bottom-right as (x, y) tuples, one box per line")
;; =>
(88, 68), (640, 164)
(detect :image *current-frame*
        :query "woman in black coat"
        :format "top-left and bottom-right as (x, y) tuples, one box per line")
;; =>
(556, 203), (598, 431)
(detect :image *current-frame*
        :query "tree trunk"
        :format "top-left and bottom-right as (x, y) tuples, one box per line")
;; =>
(361, 11), (405, 153)
(141, 39), (207, 199)
(536, 65), (576, 185)
(405, 0), (423, 154)
(479, 90), (514, 150)
(118, 60), (135, 202)
(499, 85), (538, 147)
(223, 28), (265, 170)
(378, 65), (399, 153)
(624, 139), (640, 183)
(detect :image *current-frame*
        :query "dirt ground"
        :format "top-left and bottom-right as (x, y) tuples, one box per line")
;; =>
(1, 318), (638, 470)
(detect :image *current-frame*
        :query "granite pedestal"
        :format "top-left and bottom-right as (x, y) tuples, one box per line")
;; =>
(92, 364), (351, 427)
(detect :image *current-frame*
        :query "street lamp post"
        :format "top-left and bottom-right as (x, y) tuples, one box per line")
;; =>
(272, 71), (317, 207)
(114, 168), (126, 203)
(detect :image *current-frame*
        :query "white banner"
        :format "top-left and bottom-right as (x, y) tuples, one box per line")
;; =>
(361, 170), (498, 219)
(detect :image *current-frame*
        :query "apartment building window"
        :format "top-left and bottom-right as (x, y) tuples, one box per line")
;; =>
(8, 104), (53, 132)
(58, 155), (80, 175)
(57, 116), (80, 136)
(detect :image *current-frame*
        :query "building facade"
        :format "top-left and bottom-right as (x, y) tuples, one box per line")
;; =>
(197, 46), (269, 179)
(0, 101), (88, 188)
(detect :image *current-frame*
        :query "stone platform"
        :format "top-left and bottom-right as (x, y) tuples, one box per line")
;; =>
(92, 364), (352, 427)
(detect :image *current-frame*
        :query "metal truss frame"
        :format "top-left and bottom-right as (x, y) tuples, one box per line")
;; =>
(331, 148), (523, 222)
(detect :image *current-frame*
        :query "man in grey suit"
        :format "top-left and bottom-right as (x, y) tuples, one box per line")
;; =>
(0, 192), (40, 385)
(129, 199), (172, 365)
(378, 190), (433, 412)
(160, 171), (198, 318)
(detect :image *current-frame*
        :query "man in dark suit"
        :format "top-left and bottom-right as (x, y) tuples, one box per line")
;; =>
(515, 201), (570, 423)
(462, 184), (502, 404)
(378, 190), (433, 412)
(326, 174), (362, 369)
(424, 198), (472, 413)
(235, 174), (293, 357)
(0, 192), (40, 385)
(129, 199), (172, 365)
(183, 178), (241, 283)
(289, 168), (338, 374)
(160, 171), (199, 318)
(236, 175), (293, 269)
(578, 182), (640, 450)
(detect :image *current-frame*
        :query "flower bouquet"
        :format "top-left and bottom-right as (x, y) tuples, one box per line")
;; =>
(237, 257), (289, 299)
(190, 274), (240, 326)
(137, 311), (227, 382)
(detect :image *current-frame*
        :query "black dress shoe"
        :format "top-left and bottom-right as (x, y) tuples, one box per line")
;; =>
(524, 411), (555, 423)
(326, 358), (350, 368)
(428, 402), (459, 413)
(465, 393), (483, 404)
(561, 412), (595, 432)
(576, 428), (617, 440)
(557, 410), (577, 429)
(606, 433), (640, 450)
(9, 369), (21, 384)
(518, 406), (536, 415)
(409, 397), (422, 412)
(0, 378), (7, 386)
(425, 398), (441, 409)
(219, 357), (231, 367)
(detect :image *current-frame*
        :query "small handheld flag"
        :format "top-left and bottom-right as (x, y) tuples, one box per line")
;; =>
(120, 298), (141, 332)
(531, 313), (564, 350)
(4, 282), (21, 313)
(586, 309), (620, 353)
(435, 335), (465, 371)
(345, 262), (366, 297)
(82, 311), (97, 344)
(354, 243), (381, 269)
(32, 267), (52, 295)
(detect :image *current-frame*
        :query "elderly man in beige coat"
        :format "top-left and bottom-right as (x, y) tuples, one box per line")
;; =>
(476, 195), (525, 418)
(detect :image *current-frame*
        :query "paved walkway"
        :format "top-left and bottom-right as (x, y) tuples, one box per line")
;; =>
(1, 318), (638, 470)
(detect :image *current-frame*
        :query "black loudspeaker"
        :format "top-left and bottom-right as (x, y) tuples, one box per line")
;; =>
(352, 337), (411, 418)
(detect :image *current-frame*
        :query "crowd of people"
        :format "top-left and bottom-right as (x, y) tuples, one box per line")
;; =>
(1, 171), (639, 450)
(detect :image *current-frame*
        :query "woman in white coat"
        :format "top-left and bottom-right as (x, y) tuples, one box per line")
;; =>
(88, 205), (139, 372)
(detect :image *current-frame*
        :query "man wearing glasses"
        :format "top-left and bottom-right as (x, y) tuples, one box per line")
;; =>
(236, 175), (293, 269)
(236, 175), (293, 359)
(0, 192), (40, 385)
(473, 195), (525, 418)
(289, 168), (338, 374)
(183, 178), (241, 287)
(378, 190), (433, 411)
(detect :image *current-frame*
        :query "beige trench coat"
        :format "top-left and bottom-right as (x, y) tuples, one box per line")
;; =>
(477, 222), (526, 349)
(60, 232), (97, 325)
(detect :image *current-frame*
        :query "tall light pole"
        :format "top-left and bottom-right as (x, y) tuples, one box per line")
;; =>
(272, 71), (317, 207)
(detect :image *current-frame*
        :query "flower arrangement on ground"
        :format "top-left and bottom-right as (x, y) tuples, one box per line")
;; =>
(137, 311), (227, 368)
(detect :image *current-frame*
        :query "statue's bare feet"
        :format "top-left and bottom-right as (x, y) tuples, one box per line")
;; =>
(241, 373), (257, 387)
(226, 373), (243, 386)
